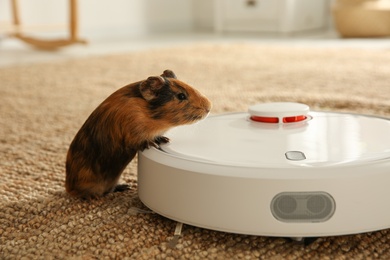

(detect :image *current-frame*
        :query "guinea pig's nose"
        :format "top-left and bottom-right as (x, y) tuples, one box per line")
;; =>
(204, 100), (212, 112)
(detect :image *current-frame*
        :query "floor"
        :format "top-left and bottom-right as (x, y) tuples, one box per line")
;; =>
(1, 30), (390, 68)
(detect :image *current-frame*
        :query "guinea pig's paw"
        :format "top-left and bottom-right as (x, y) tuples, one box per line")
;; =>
(113, 184), (131, 193)
(155, 136), (170, 145)
(139, 140), (159, 151)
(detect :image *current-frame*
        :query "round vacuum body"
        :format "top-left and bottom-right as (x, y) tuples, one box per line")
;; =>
(138, 103), (390, 238)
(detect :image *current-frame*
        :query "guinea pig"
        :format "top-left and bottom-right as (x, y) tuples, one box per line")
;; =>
(66, 70), (211, 199)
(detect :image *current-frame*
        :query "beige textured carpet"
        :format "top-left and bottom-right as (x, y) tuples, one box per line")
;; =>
(1, 43), (390, 259)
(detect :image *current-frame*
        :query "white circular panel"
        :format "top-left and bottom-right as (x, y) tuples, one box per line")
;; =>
(161, 112), (390, 168)
(249, 102), (309, 117)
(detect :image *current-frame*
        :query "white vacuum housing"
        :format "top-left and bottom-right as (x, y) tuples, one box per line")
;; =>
(138, 102), (390, 238)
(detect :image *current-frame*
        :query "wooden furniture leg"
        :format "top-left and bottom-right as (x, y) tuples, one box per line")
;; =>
(10, 0), (87, 50)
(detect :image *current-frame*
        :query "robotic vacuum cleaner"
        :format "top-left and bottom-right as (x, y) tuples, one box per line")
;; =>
(138, 102), (390, 238)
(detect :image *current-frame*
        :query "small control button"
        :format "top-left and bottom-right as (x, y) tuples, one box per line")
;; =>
(285, 151), (306, 161)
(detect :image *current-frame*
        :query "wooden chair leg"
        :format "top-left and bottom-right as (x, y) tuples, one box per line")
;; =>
(69, 0), (78, 42)
(10, 0), (87, 50)
(11, 0), (20, 33)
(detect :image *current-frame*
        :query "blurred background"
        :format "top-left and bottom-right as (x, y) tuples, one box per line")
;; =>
(1, 0), (390, 66)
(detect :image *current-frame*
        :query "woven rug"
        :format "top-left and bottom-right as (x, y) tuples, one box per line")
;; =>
(1, 43), (390, 259)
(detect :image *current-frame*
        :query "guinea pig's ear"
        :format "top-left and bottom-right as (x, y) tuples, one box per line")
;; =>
(161, 70), (177, 79)
(140, 76), (165, 101)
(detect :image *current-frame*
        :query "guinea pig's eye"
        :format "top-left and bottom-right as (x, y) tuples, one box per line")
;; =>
(177, 93), (187, 101)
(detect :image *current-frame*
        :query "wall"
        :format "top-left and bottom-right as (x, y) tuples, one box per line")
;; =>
(0, 0), (332, 40)
(192, 0), (215, 31)
(0, 0), (195, 40)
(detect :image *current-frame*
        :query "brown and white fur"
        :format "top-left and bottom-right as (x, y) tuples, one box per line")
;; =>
(65, 70), (211, 199)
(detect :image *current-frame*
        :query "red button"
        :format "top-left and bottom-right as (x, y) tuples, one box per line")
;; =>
(250, 116), (279, 123)
(250, 115), (307, 123)
(283, 115), (307, 123)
